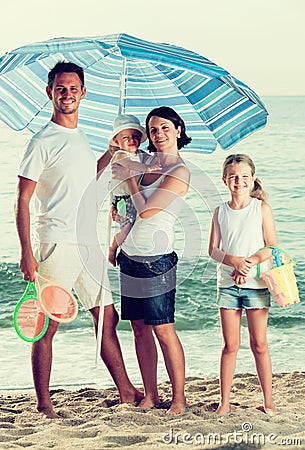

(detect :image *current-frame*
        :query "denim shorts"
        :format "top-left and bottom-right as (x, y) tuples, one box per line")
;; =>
(217, 286), (270, 309)
(117, 250), (178, 325)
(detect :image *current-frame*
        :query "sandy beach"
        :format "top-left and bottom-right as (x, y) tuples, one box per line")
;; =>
(1, 372), (304, 449)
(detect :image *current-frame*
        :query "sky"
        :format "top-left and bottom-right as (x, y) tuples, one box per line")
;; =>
(0, 0), (304, 96)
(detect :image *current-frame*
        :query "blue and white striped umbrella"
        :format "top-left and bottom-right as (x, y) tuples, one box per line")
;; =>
(0, 33), (268, 153)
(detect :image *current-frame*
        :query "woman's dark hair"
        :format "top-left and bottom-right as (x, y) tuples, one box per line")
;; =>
(48, 61), (85, 89)
(145, 106), (192, 152)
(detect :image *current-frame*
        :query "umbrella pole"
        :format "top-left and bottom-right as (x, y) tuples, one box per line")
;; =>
(95, 201), (112, 366)
(96, 57), (126, 365)
(118, 57), (127, 115)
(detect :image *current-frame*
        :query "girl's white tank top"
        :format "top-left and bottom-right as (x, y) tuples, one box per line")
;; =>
(217, 198), (271, 289)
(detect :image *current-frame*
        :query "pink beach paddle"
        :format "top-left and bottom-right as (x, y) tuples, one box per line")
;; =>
(35, 273), (78, 323)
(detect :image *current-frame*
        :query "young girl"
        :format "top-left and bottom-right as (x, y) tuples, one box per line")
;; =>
(208, 154), (279, 416)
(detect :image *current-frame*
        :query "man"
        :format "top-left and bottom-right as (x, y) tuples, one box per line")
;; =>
(14, 61), (142, 418)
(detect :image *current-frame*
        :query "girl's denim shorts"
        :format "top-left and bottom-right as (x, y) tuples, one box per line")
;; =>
(217, 285), (270, 310)
(117, 250), (178, 325)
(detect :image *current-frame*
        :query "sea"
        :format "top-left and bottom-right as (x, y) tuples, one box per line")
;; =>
(0, 96), (304, 392)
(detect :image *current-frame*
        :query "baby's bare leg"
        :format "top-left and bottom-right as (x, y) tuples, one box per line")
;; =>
(109, 223), (132, 266)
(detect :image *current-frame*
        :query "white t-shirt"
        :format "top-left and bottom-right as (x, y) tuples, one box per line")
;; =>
(18, 121), (97, 245)
(217, 198), (271, 289)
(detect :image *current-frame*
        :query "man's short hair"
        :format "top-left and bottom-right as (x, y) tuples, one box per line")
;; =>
(48, 61), (85, 88)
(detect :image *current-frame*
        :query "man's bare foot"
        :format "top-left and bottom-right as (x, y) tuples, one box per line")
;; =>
(120, 389), (145, 404)
(167, 400), (186, 416)
(38, 406), (60, 419)
(216, 403), (231, 415)
(108, 246), (117, 267)
(138, 394), (160, 409)
(264, 405), (280, 416)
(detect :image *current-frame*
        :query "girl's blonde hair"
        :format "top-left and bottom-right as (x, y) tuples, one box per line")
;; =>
(222, 154), (268, 201)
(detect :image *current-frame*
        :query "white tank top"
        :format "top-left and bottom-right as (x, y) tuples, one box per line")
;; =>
(122, 163), (186, 256)
(217, 198), (271, 288)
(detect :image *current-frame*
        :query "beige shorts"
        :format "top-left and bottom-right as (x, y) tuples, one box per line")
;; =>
(35, 243), (113, 311)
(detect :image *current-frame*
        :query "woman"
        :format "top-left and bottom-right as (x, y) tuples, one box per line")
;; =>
(113, 106), (191, 415)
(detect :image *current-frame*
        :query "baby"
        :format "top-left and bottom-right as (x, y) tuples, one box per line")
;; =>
(108, 114), (161, 266)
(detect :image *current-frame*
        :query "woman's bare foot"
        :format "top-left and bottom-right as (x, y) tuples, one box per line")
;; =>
(264, 404), (280, 416)
(38, 406), (60, 419)
(216, 403), (231, 415)
(138, 394), (160, 409)
(167, 400), (186, 416)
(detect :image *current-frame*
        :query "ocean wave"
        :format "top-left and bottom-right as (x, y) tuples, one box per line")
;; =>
(2, 261), (304, 332)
